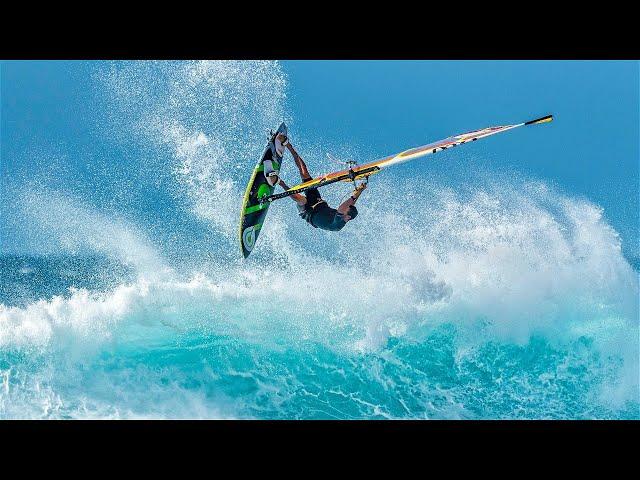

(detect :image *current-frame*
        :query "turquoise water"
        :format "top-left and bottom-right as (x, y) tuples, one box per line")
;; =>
(1, 61), (638, 419)
(1, 253), (638, 419)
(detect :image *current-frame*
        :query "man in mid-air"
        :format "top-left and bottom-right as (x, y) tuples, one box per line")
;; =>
(267, 132), (366, 231)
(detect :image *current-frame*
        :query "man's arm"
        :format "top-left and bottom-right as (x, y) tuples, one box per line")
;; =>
(286, 142), (301, 161)
(286, 143), (312, 180)
(337, 182), (367, 215)
(278, 179), (307, 205)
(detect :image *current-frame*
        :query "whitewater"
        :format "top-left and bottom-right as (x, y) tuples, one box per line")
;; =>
(1, 61), (638, 419)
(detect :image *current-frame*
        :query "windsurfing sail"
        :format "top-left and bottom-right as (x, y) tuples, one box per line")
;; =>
(264, 114), (553, 203)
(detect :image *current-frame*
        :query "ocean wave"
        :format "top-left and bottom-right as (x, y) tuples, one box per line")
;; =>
(1, 60), (637, 419)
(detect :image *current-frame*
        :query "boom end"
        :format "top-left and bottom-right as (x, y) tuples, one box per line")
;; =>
(525, 114), (553, 126)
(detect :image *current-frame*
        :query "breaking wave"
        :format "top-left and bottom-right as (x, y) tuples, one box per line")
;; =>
(1, 61), (637, 419)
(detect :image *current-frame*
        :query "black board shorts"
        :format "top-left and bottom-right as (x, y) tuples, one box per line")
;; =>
(305, 187), (322, 207)
(312, 204), (346, 231)
(300, 179), (347, 231)
(305, 193), (347, 232)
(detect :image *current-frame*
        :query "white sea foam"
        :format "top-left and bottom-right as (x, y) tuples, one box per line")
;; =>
(13, 185), (168, 277)
(2, 178), (638, 407)
(99, 60), (287, 239)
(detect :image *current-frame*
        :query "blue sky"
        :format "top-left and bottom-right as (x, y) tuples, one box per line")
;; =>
(283, 61), (638, 257)
(2, 60), (638, 259)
